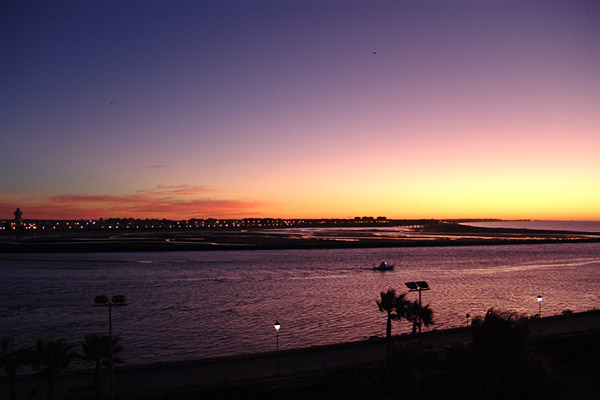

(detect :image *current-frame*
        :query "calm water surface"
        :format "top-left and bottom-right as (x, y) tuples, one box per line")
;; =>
(2, 242), (600, 367)
(465, 220), (600, 233)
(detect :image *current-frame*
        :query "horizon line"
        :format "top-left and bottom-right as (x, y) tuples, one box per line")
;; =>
(4, 216), (599, 222)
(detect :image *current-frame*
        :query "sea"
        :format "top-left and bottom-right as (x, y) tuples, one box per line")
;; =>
(464, 220), (600, 233)
(1, 221), (599, 370)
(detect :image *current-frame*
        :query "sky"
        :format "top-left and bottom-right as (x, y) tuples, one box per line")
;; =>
(1, 0), (599, 220)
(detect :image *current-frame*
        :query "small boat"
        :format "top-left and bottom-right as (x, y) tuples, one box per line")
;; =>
(373, 261), (395, 271)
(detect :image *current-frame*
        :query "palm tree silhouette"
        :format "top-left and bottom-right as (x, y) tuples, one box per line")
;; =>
(377, 288), (409, 352)
(471, 308), (541, 398)
(406, 300), (434, 335)
(33, 338), (78, 400)
(0, 337), (32, 400)
(80, 334), (124, 400)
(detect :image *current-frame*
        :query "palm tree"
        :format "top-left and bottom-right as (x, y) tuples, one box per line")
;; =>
(471, 308), (531, 371)
(406, 300), (434, 335)
(377, 289), (409, 351)
(0, 337), (32, 400)
(471, 308), (542, 398)
(32, 338), (78, 400)
(80, 334), (124, 400)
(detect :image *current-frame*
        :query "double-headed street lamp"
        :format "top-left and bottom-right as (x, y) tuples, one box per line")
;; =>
(405, 281), (430, 334)
(94, 295), (127, 400)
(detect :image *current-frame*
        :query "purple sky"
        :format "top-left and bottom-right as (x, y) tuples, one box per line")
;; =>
(2, 1), (599, 220)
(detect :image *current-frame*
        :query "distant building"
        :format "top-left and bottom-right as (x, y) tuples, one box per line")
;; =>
(14, 208), (22, 225)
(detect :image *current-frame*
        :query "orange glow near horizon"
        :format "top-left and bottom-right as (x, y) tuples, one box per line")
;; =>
(2, 172), (599, 221)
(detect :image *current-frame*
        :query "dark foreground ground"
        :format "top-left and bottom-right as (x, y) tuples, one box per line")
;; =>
(174, 332), (599, 400)
(140, 331), (600, 400)
(121, 318), (600, 400)
(2, 221), (600, 252)
(3, 311), (599, 399)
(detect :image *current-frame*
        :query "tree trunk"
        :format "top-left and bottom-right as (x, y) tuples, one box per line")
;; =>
(386, 315), (392, 339)
(94, 363), (101, 400)
(9, 370), (16, 400)
(386, 315), (392, 354)
(46, 373), (54, 400)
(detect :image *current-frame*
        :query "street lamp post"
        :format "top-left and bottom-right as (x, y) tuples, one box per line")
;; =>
(274, 321), (280, 351)
(536, 295), (543, 336)
(274, 321), (280, 375)
(94, 295), (127, 400)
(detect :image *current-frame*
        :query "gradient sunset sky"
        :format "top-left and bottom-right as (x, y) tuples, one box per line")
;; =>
(2, 1), (599, 220)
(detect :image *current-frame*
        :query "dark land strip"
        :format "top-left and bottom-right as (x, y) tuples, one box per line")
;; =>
(3, 311), (600, 399)
(2, 222), (600, 253)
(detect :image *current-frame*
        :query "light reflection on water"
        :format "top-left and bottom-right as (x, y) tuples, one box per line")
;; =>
(1, 242), (599, 368)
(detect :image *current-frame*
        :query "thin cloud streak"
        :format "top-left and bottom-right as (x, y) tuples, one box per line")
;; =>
(0, 186), (271, 220)
(139, 185), (212, 196)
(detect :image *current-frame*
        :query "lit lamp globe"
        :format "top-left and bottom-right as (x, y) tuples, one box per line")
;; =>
(273, 321), (281, 353)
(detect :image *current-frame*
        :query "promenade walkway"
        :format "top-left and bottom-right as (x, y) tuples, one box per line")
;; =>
(3, 311), (600, 399)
